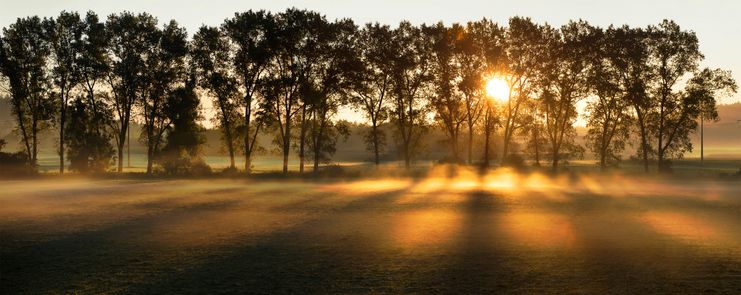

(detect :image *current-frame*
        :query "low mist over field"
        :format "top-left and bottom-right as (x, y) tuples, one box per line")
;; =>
(1, 166), (740, 293)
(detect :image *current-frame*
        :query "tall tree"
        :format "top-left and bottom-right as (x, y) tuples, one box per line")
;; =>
(192, 25), (241, 170)
(46, 11), (84, 174)
(539, 21), (595, 170)
(157, 74), (208, 175)
(78, 11), (110, 132)
(0, 16), (53, 169)
(585, 27), (633, 170)
(389, 21), (433, 168)
(426, 22), (465, 162)
(607, 25), (654, 172)
(106, 12), (159, 172)
(306, 18), (356, 172)
(65, 95), (114, 173)
(647, 20), (704, 171)
(139, 20), (188, 174)
(652, 67), (736, 171)
(454, 19), (504, 165)
(262, 9), (325, 174)
(347, 23), (394, 165)
(223, 10), (276, 174)
(500, 17), (546, 164)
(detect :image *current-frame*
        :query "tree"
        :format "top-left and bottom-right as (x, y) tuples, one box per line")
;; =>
(262, 9), (325, 174)
(65, 96), (114, 173)
(0, 16), (53, 169)
(521, 97), (547, 166)
(454, 19), (504, 165)
(653, 67), (736, 171)
(538, 21), (595, 170)
(389, 21), (433, 168)
(78, 11), (110, 140)
(305, 18), (356, 172)
(647, 20), (704, 172)
(426, 22), (465, 163)
(606, 25), (654, 172)
(192, 25), (241, 170)
(500, 17), (547, 164)
(695, 69), (737, 165)
(139, 20), (188, 174)
(46, 11), (84, 174)
(106, 12), (159, 172)
(223, 10), (276, 174)
(157, 75), (209, 175)
(347, 23), (394, 165)
(585, 27), (633, 170)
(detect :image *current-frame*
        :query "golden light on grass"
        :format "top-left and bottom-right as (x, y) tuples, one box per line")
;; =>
(485, 76), (510, 102)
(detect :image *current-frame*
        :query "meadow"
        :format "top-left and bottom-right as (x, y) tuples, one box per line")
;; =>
(1, 166), (739, 294)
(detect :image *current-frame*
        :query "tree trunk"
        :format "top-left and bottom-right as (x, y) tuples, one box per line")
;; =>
(59, 115), (65, 174)
(551, 144), (559, 172)
(282, 115), (290, 174)
(533, 124), (540, 167)
(244, 105), (251, 174)
(483, 106), (492, 167)
(700, 116), (704, 166)
(117, 141), (124, 173)
(635, 107), (649, 173)
(146, 144), (154, 175)
(372, 122), (380, 165)
(313, 126), (322, 173)
(298, 104), (307, 174)
(32, 120), (38, 168)
(467, 123), (473, 165)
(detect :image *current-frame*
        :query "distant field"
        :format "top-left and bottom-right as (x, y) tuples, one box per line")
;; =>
(1, 167), (739, 294)
(29, 152), (741, 176)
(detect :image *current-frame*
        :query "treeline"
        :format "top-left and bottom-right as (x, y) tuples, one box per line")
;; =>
(0, 9), (737, 175)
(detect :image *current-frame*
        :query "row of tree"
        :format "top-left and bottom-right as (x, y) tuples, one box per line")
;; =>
(0, 9), (736, 175)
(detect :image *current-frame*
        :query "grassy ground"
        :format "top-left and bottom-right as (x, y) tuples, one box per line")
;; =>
(1, 166), (740, 294)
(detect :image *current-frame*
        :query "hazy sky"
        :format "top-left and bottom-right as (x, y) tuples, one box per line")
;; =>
(2, 0), (740, 124)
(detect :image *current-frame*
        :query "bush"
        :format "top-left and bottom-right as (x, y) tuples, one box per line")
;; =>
(158, 150), (212, 176)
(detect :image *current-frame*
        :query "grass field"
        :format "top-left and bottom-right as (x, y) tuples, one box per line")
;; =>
(1, 166), (740, 294)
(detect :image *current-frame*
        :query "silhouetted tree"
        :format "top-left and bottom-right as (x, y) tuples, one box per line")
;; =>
(390, 21), (433, 168)
(500, 17), (547, 164)
(426, 22), (465, 163)
(65, 95), (114, 173)
(157, 75), (209, 175)
(46, 11), (84, 174)
(223, 10), (276, 174)
(652, 66), (736, 172)
(585, 27), (633, 170)
(607, 25), (654, 172)
(0, 16), (53, 169)
(77, 11), (111, 148)
(139, 20), (188, 174)
(192, 25), (240, 170)
(538, 21), (595, 170)
(262, 9), (325, 174)
(106, 12), (159, 172)
(347, 23), (394, 165)
(454, 19), (504, 165)
(306, 18), (356, 172)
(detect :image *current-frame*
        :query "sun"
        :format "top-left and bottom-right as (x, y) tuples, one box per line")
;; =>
(485, 77), (510, 102)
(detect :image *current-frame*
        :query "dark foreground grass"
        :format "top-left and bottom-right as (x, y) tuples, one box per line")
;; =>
(1, 167), (740, 294)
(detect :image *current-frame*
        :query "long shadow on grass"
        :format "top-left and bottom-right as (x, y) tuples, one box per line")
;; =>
(122, 186), (416, 294)
(0, 198), (244, 294)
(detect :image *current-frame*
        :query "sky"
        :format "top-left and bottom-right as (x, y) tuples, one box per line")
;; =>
(2, 0), (740, 125)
